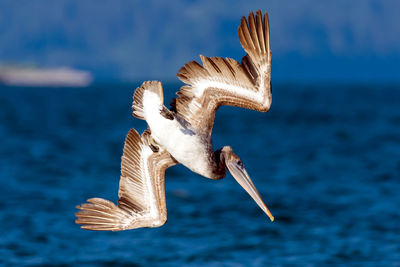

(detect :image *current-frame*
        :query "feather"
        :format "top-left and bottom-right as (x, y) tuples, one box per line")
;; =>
(75, 129), (177, 231)
(171, 10), (272, 136)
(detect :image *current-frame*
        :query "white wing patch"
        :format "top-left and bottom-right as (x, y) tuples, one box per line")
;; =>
(192, 79), (270, 105)
(140, 143), (160, 224)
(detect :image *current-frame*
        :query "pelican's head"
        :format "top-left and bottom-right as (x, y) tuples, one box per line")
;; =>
(219, 146), (274, 222)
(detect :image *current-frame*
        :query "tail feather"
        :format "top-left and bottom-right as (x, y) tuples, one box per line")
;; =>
(132, 80), (164, 120)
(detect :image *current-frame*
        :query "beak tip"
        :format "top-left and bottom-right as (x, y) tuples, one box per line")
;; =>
(266, 210), (274, 222)
(268, 214), (274, 222)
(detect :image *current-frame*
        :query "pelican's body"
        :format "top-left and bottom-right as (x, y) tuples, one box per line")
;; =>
(76, 10), (274, 231)
(141, 89), (218, 178)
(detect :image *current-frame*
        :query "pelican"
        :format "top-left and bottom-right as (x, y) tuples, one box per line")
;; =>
(76, 10), (274, 231)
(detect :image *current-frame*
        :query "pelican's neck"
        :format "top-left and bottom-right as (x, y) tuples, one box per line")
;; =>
(213, 147), (229, 179)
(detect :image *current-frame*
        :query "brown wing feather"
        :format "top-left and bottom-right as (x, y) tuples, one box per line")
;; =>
(75, 129), (177, 231)
(172, 10), (271, 136)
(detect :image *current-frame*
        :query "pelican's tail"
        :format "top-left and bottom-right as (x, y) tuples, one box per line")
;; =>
(132, 81), (173, 120)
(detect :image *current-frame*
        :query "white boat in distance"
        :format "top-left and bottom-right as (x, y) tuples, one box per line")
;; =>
(0, 66), (93, 87)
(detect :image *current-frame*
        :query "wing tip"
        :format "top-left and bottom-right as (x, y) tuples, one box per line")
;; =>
(238, 10), (270, 57)
(75, 198), (130, 231)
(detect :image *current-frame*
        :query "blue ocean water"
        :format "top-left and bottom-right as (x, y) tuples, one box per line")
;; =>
(0, 83), (399, 266)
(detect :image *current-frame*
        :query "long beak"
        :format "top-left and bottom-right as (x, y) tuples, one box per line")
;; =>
(226, 160), (274, 222)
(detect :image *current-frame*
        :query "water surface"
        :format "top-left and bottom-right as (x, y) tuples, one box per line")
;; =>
(0, 83), (399, 265)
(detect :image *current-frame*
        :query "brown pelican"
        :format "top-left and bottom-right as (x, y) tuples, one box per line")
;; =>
(76, 10), (274, 231)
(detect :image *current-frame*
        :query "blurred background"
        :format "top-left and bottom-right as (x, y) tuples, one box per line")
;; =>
(0, 0), (399, 266)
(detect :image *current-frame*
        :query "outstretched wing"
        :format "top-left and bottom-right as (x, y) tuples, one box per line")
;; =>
(75, 129), (177, 231)
(171, 10), (271, 136)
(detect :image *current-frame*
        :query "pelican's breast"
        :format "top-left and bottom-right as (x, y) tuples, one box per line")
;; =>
(141, 88), (215, 178)
(152, 118), (214, 178)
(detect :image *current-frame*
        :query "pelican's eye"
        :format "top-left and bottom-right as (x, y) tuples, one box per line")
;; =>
(237, 160), (243, 168)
